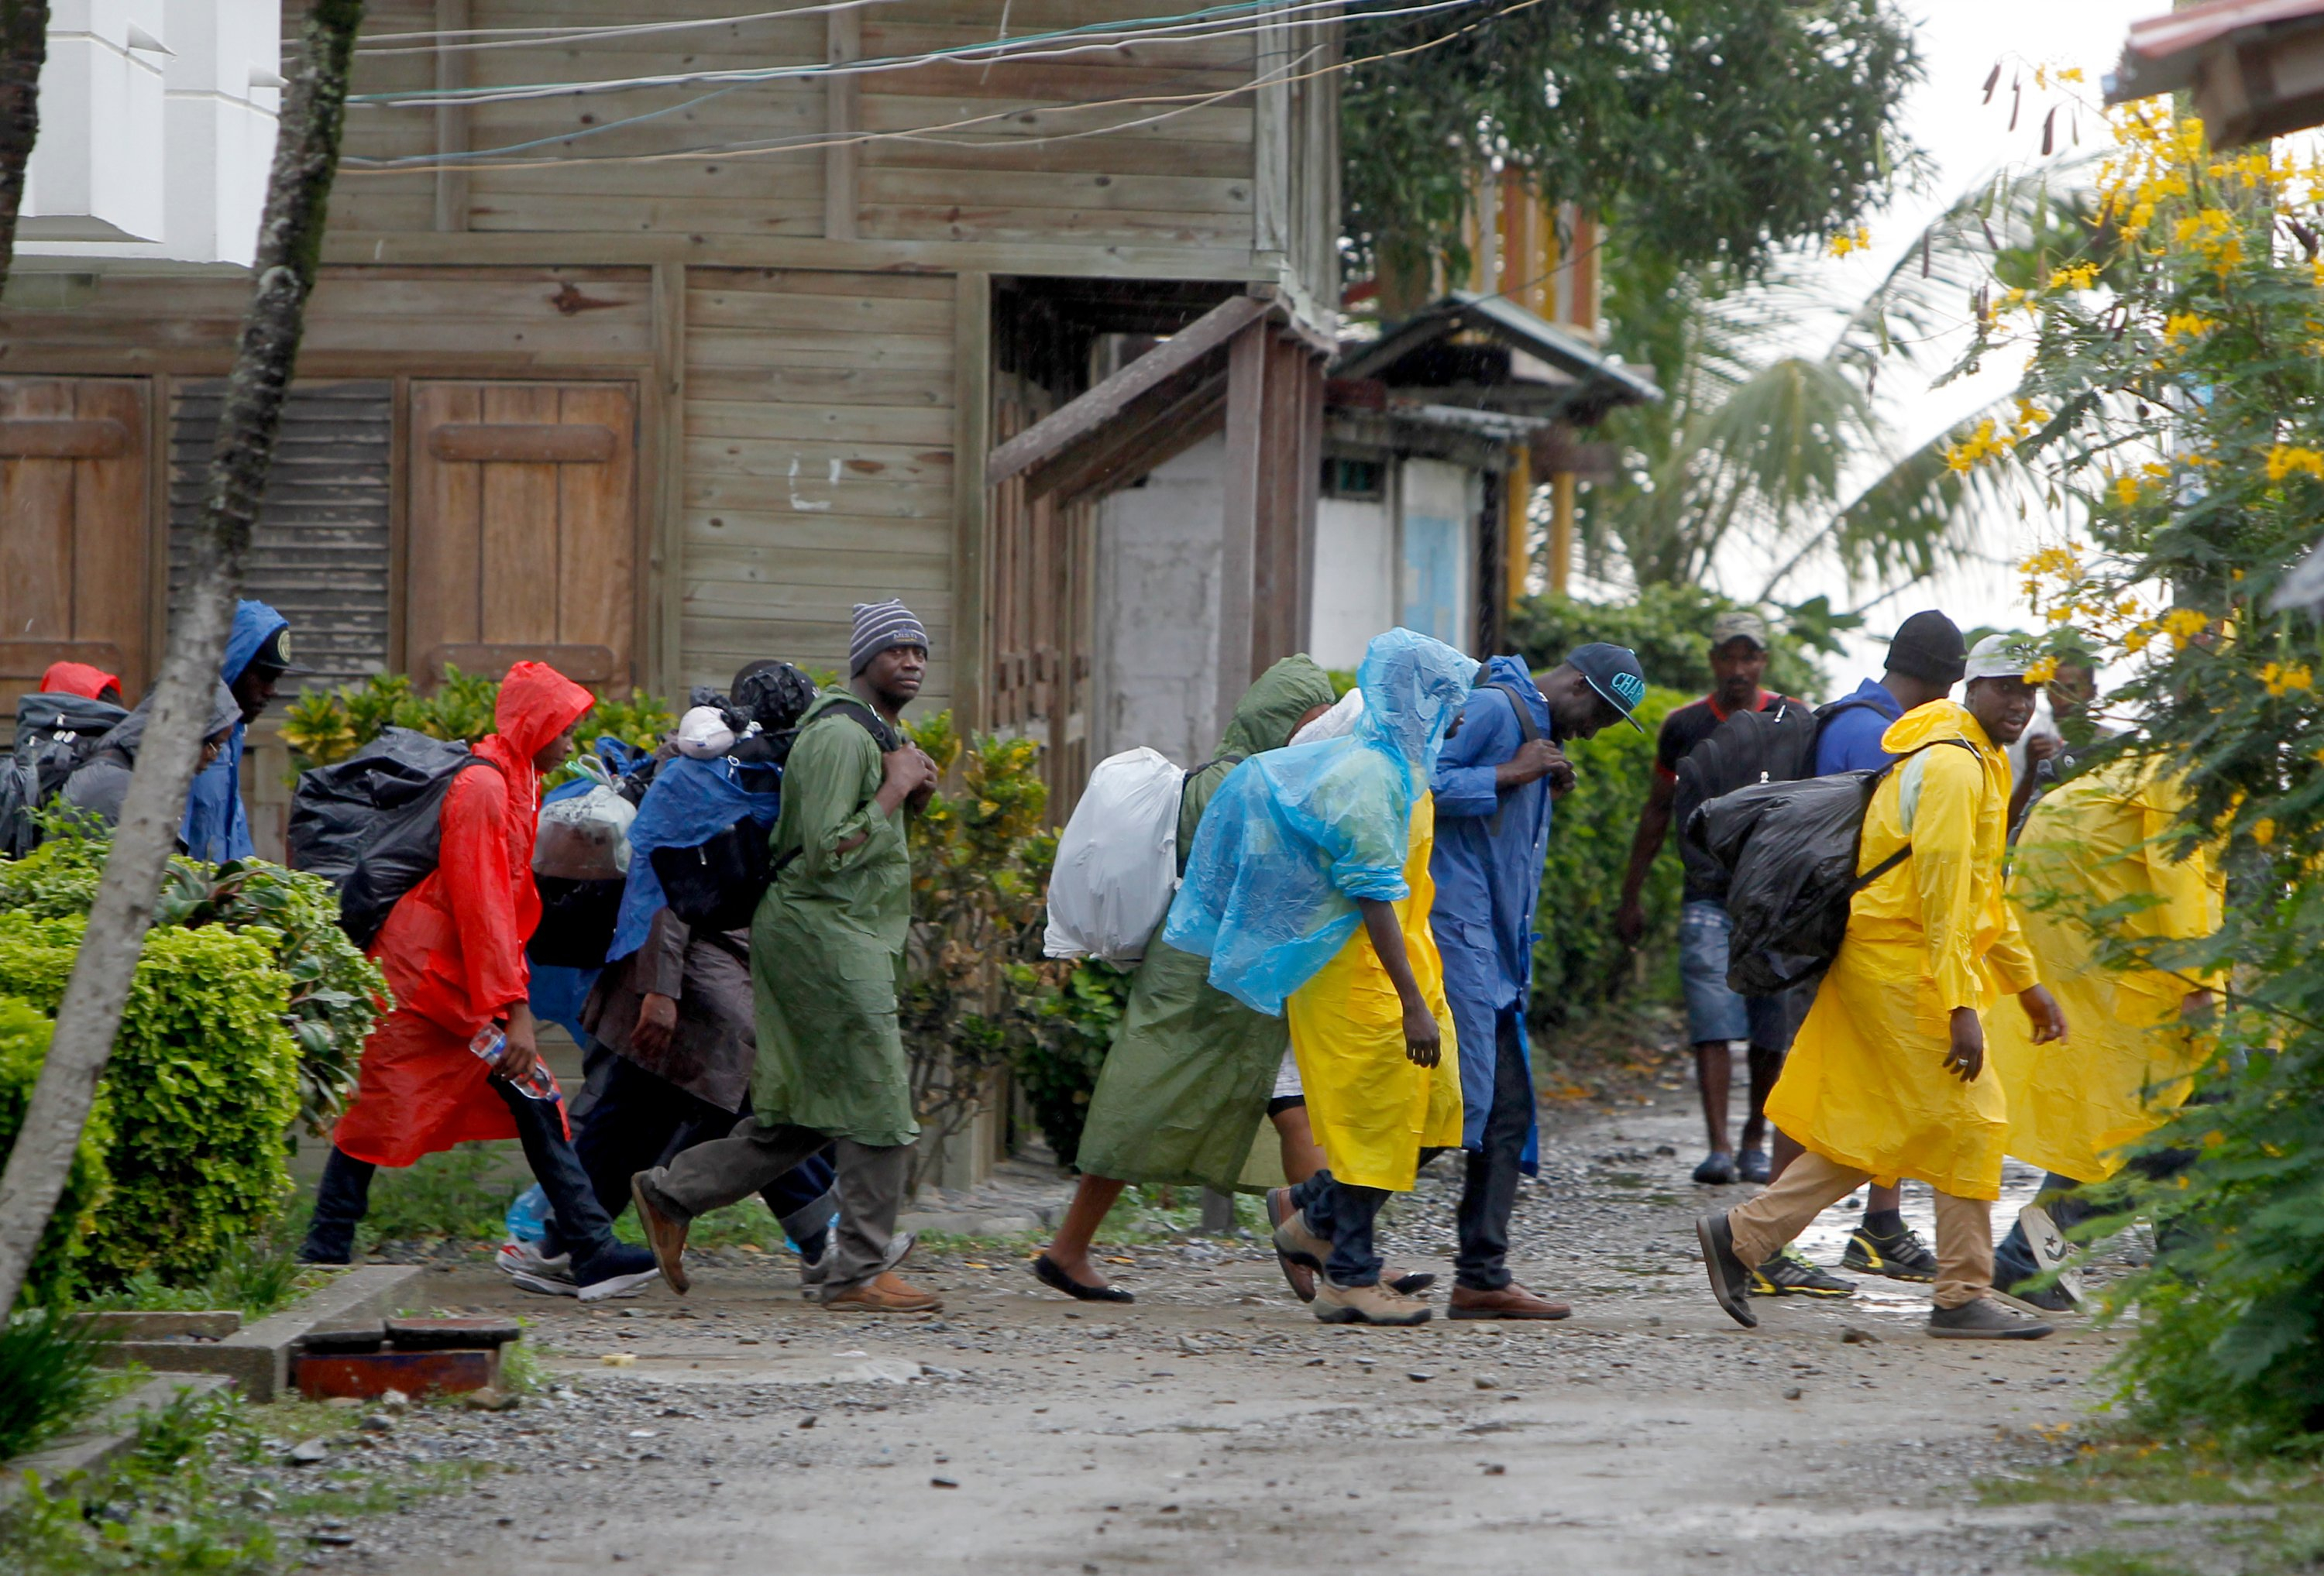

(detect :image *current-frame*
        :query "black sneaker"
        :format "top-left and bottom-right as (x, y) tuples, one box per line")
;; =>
(1928, 1297), (2053, 1340)
(1997, 1275), (2079, 1313)
(1694, 1213), (1758, 1329)
(1841, 1224), (1938, 1282)
(1748, 1246), (1857, 1298)
(1693, 1152), (1738, 1186)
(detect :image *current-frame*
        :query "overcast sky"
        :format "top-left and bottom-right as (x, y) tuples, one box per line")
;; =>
(1744, 0), (2155, 685)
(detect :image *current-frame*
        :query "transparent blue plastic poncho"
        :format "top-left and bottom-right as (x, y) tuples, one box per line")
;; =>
(608, 753), (781, 961)
(1163, 628), (1479, 1015)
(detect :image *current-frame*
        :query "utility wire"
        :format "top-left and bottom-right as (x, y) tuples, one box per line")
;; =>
(357, 0), (904, 56)
(346, 0), (1540, 174)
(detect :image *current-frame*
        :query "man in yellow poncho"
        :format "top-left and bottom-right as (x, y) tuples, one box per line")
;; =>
(1699, 636), (2068, 1339)
(1161, 630), (1484, 1327)
(1987, 754), (2223, 1310)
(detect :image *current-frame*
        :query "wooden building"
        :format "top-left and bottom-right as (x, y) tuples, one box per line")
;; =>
(0, 0), (1344, 844)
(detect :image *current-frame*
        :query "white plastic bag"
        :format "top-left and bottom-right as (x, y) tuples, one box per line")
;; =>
(1043, 746), (1186, 963)
(534, 783), (637, 881)
(1291, 687), (1363, 744)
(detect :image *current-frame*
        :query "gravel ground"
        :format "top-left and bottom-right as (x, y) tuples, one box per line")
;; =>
(255, 1058), (2172, 1576)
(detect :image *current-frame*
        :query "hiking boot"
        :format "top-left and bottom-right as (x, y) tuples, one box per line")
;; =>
(630, 1169), (692, 1296)
(1737, 1148), (1771, 1184)
(1313, 1277), (1432, 1327)
(803, 1231), (918, 1289)
(1693, 1151), (1738, 1186)
(1842, 1223), (1939, 1282)
(1449, 1282), (1571, 1320)
(573, 1243), (662, 1303)
(1748, 1246), (1856, 1299)
(821, 1271), (943, 1314)
(1266, 1187), (1318, 1303)
(1694, 1211), (1758, 1330)
(498, 1239), (576, 1298)
(1927, 1296), (2054, 1340)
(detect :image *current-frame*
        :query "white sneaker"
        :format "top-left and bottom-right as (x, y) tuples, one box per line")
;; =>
(499, 1239), (580, 1297)
(2018, 1204), (2086, 1306)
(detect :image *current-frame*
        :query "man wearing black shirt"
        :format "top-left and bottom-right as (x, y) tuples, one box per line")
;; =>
(1616, 615), (1825, 1226)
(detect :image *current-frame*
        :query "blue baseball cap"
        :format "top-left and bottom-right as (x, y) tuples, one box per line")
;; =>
(1567, 642), (1648, 733)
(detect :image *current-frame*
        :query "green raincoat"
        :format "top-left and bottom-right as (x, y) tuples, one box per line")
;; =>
(1072, 655), (1339, 1192)
(750, 687), (917, 1148)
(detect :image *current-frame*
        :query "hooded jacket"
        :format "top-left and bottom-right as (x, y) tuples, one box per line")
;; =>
(1428, 654), (1554, 1151)
(60, 682), (243, 837)
(1763, 699), (2040, 1198)
(367, 661), (595, 1037)
(180, 600), (290, 863)
(37, 662), (121, 702)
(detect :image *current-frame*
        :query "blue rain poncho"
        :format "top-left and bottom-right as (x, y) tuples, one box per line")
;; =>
(180, 599), (286, 863)
(608, 754), (781, 962)
(1164, 629), (1479, 1015)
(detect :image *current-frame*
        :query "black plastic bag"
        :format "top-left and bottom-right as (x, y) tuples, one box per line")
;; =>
(288, 727), (501, 949)
(650, 816), (771, 935)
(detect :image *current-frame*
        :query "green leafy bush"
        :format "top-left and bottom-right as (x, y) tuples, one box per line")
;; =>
(1016, 960), (1133, 1169)
(0, 997), (111, 1305)
(281, 665), (676, 780)
(0, 915), (301, 1288)
(0, 826), (383, 1131)
(1528, 685), (1686, 1029)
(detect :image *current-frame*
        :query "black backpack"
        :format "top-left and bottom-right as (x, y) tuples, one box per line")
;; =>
(287, 728), (504, 949)
(1683, 737), (1977, 995)
(2, 692), (129, 857)
(1672, 694), (1888, 901)
(650, 699), (901, 935)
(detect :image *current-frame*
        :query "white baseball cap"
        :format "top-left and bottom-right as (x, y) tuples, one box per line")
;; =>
(1962, 634), (2036, 682)
(674, 705), (737, 759)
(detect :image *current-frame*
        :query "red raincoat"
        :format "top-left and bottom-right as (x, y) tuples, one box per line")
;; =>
(39, 661), (122, 700)
(332, 662), (594, 1168)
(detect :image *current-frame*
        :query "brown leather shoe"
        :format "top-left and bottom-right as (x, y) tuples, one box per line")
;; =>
(1266, 1188), (1317, 1303)
(1448, 1281), (1571, 1320)
(630, 1169), (691, 1296)
(821, 1271), (943, 1314)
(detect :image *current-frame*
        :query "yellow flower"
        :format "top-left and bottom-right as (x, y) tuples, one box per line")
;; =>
(2260, 661), (2314, 696)
(2124, 625), (2154, 654)
(2161, 608), (2211, 648)
(2251, 818), (2276, 847)
(2023, 656), (2061, 685)
(2113, 475), (2140, 506)
(2162, 311), (2218, 344)
(2266, 445), (2324, 482)
(2047, 261), (2101, 291)
(1827, 225), (1872, 258)
(2057, 66), (2085, 84)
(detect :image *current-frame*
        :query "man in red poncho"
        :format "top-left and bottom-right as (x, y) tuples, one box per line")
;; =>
(299, 661), (660, 1301)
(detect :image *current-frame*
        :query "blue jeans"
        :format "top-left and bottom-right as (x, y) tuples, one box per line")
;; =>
(1678, 900), (1800, 1048)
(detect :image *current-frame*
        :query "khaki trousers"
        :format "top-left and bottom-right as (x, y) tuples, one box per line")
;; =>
(1726, 1150), (1994, 1309)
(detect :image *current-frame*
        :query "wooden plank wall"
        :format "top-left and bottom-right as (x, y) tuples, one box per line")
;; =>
(327, 0), (1263, 256)
(681, 268), (957, 708)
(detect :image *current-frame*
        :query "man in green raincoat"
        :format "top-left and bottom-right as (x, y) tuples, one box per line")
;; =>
(1030, 656), (1340, 1302)
(634, 599), (944, 1313)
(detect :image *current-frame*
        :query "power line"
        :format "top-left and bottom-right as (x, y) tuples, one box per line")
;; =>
(356, 0), (903, 57)
(343, 0), (1541, 176)
(349, 0), (1434, 109)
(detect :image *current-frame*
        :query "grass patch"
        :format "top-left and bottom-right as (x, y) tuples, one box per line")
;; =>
(360, 1144), (514, 1245)
(78, 1230), (321, 1320)
(1984, 1430), (2324, 1576)
(0, 1309), (115, 1464)
(609, 1194), (796, 1254)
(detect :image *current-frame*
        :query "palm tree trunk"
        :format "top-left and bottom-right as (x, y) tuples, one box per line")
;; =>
(0, 0), (51, 294)
(0, 0), (367, 1314)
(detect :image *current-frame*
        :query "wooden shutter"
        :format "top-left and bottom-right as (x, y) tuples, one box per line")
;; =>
(0, 378), (150, 698)
(168, 379), (394, 691)
(406, 381), (638, 689)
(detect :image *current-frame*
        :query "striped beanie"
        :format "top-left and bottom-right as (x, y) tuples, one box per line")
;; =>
(849, 598), (930, 676)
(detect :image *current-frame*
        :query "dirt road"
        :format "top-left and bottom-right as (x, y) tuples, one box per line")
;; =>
(337, 1084), (2126, 1576)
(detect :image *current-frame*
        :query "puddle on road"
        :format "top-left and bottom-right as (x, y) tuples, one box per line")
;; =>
(1788, 1159), (2047, 1324)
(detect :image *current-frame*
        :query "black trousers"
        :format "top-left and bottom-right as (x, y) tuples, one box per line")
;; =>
(1452, 1007), (1534, 1291)
(566, 1055), (837, 1254)
(301, 1077), (619, 1265)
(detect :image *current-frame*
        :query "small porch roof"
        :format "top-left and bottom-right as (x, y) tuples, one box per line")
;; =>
(1331, 290), (1661, 418)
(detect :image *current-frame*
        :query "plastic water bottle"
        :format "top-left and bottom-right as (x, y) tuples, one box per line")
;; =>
(505, 1184), (551, 1245)
(469, 1025), (559, 1102)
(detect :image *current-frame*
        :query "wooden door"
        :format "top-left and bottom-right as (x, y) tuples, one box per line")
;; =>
(406, 381), (638, 690)
(0, 378), (150, 697)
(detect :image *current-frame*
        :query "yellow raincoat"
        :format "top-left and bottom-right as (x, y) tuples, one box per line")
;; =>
(1765, 702), (2039, 1200)
(1286, 793), (1463, 1192)
(1989, 759), (2223, 1183)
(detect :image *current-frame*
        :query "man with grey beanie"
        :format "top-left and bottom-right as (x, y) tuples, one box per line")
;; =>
(633, 600), (944, 1312)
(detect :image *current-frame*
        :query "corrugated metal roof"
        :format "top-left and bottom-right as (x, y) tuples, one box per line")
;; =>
(1334, 290), (1662, 407)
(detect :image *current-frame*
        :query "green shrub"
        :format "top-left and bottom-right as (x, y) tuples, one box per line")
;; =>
(281, 664), (676, 779)
(1528, 685), (1686, 1029)
(0, 1308), (114, 1463)
(0, 915), (300, 1288)
(1016, 959), (1133, 1169)
(1510, 584), (1841, 700)
(0, 997), (111, 1306)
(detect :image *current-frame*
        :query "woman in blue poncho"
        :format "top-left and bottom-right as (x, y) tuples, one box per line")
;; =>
(1164, 629), (1479, 1326)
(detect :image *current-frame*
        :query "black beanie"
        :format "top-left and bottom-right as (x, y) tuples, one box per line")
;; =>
(1886, 609), (1968, 686)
